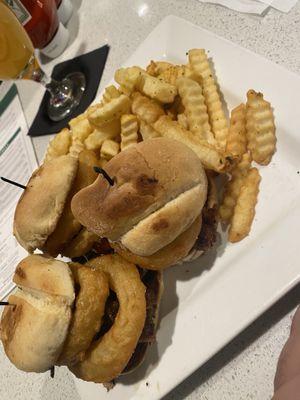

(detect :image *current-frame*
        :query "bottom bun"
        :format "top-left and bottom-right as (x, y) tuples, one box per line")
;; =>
(111, 215), (202, 270)
(1, 291), (71, 373)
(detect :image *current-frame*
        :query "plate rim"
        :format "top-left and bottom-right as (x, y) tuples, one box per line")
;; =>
(74, 15), (300, 400)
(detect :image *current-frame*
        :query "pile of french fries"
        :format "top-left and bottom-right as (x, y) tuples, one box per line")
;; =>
(45, 49), (276, 243)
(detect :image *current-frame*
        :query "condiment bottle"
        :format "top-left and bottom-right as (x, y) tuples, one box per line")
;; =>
(4, 0), (69, 58)
(55, 0), (73, 25)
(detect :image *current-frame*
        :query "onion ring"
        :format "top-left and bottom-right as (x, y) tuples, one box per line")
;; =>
(69, 254), (146, 383)
(58, 263), (109, 365)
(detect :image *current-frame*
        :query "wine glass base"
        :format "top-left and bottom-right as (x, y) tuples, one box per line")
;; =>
(47, 72), (86, 122)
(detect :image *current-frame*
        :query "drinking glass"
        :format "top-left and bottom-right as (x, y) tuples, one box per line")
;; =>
(0, 2), (85, 121)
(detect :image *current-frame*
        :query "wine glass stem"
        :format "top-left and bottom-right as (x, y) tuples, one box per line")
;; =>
(19, 54), (86, 121)
(31, 65), (72, 101)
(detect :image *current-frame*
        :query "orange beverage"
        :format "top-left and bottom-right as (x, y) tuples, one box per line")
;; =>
(0, 0), (85, 122)
(0, 2), (35, 79)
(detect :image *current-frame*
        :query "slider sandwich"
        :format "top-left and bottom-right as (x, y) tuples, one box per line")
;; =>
(72, 137), (217, 270)
(13, 151), (99, 258)
(0, 254), (163, 383)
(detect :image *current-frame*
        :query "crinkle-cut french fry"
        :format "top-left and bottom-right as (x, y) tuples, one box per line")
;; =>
(184, 64), (201, 84)
(164, 95), (184, 120)
(177, 113), (189, 130)
(176, 77), (215, 145)
(138, 74), (177, 104)
(146, 60), (158, 76)
(102, 85), (121, 104)
(219, 153), (252, 222)
(88, 95), (131, 127)
(131, 92), (165, 124)
(166, 109), (177, 120)
(120, 114), (138, 151)
(85, 120), (120, 151)
(226, 104), (247, 160)
(44, 128), (72, 162)
(139, 120), (161, 141)
(87, 102), (103, 114)
(188, 49), (229, 150)
(69, 112), (87, 125)
(229, 168), (261, 242)
(100, 139), (120, 161)
(114, 66), (144, 95)
(153, 116), (227, 172)
(206, 171), (218, 209)
(69, 138), (85, 158)
(69, 115), (93, 143)
(146, 60), (173, 76)
(157, 65), (185, 85)
(246, 89), (276, 165)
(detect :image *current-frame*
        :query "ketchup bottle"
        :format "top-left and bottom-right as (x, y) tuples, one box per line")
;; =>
(55, 0), (73, 25)
(4, 0), (69, 58)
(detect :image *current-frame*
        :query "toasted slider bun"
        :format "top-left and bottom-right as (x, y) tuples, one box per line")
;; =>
(1, 292), (72, 373)
(0, 255), (75, 373)
(121, 184), (205, 256)
(13, 155), (78, 253)
(72, 138), (207, 256)
(14, 254), (75, 305)
(111, 215), (202, 270)
(43, 150), (98, 257)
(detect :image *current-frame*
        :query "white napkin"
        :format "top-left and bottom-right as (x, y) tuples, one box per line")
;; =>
(258, 0), (298, 12)
(198, 0), (298, 14)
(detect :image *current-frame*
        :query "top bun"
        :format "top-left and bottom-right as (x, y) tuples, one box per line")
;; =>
(14, 254), (75, 305)
(13, 155), (78, 253)
(72, 138), (207, 242)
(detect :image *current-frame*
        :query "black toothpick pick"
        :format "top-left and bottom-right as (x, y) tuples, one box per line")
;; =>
(1, 177), (26, 190)
(0, 302), (13, 306)
(93, 166), (114, 186)
(50, 366), (55, 378)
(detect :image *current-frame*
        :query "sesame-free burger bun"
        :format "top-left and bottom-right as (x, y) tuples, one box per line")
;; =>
(120, 184), (204, 256)
(0, 255), (75, 373)
(13, 155), (78, 253)
(72, 138), (207, 255)
(111, 215), (202, 270)
(1, 292), (72, 373)
(13, 254), (75, 305)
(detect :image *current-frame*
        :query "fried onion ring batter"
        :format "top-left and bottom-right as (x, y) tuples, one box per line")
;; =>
(70, 254), (146, 383)
(58, 263), (109, 365)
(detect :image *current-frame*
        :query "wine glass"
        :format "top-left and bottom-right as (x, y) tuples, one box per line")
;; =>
(0, 2), (85, 122)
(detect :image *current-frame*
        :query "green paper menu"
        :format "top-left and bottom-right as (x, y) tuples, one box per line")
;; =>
(0, 82), (37, 299)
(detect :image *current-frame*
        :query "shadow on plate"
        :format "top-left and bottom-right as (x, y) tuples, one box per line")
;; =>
(161, 281), (300, 400)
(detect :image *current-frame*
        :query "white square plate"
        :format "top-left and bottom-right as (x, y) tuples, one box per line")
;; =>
(74, 15), (300, 400)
